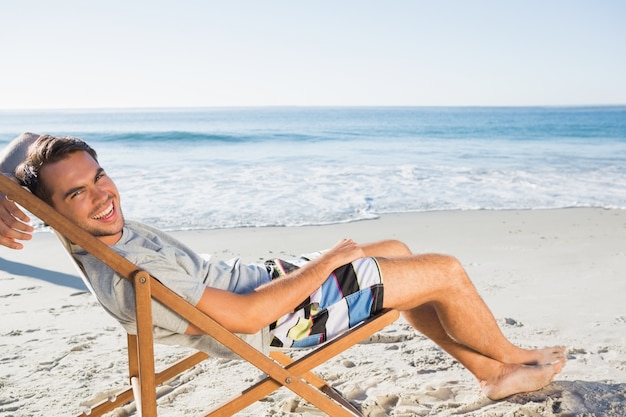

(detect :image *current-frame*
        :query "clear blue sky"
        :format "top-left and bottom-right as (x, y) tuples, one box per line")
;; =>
(1, 0), (625, 109)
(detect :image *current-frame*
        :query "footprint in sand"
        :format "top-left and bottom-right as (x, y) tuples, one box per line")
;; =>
(36, 352), (70, 371)
(361, 394), (399, 417)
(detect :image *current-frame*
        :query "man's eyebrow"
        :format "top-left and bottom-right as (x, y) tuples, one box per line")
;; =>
(63, 185), (86, 200)
(63, 168), (105, 199)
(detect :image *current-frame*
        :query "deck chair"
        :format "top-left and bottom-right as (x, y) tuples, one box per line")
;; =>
(0, 174), (399, 417)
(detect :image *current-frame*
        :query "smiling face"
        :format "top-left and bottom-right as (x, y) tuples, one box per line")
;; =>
(39, 150), (124, 245)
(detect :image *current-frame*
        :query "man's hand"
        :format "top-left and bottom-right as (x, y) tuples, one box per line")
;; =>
(0, 131), (40, 249)
(0, 195), (33, 249)
(322, 238), (366, 269)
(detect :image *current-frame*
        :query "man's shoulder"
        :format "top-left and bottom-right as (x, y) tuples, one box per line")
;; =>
(122, 220), (185, 251)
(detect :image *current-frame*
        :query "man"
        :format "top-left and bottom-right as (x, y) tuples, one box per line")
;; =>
(0, 132), (565, 400)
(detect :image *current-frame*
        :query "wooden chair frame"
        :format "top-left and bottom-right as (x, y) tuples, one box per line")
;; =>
(0, 174), (399, 417)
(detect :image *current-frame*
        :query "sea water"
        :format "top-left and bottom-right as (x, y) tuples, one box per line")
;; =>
(1, 106), (625, 231)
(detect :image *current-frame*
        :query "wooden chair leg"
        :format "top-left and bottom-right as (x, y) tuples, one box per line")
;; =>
(134, 271), (157, 417)
(127, 334), (141, 415)
(128, 334), (139, 378)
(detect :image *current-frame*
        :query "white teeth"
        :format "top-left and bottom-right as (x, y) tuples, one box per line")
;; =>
(93, 203), (114, 220)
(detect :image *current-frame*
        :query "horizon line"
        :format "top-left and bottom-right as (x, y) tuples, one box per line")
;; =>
(1, 103), (625, 112)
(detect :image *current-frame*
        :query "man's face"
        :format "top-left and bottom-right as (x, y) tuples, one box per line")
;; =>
(40, 151), (124, 245)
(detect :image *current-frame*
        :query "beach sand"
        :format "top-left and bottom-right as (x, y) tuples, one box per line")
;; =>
(1, 208), (625, 416)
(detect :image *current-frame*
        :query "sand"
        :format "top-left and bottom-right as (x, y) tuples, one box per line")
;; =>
(1, 208), (625, 416)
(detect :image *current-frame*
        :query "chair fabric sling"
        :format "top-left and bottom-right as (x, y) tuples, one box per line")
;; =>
(0, 174), (399, 417)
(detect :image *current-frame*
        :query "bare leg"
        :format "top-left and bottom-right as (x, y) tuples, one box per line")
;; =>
(358, 242), (566, 399)
(379, 253), (562, 365)
(404, 303), (564, 399)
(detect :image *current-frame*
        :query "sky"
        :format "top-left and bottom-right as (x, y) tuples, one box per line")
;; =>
(1, 0), (625, 109)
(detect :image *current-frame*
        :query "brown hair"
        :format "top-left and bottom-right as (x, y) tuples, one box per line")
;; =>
(15, 135), (98, 203)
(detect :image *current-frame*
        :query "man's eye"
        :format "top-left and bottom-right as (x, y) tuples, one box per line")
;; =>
(71, 190), (83, 199)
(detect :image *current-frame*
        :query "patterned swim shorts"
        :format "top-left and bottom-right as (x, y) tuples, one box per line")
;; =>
(267, 257), (384, 348)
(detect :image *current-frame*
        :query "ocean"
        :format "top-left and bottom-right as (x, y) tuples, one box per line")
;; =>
(1, 106), (625, 231)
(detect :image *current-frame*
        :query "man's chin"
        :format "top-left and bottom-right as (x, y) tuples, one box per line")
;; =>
(87, 218), (124, 243)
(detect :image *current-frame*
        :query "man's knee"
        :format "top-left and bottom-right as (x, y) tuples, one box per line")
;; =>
(375, 239), (412, 257)
(362, 239), (410, 258)
(437, 254), (470, 286)
(408, 253), (467, 283)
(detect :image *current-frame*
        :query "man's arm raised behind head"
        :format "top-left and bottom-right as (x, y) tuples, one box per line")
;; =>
(0, 132), (39, 249)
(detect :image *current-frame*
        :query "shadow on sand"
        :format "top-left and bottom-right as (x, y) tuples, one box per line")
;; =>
(507, 380), (626, 416)
(0, 257), (88, 292)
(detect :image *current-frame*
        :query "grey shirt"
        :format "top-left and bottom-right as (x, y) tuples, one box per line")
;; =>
(72, 220), (271, 358)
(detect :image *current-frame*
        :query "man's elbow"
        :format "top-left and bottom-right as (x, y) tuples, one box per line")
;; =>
(192, 289), (272, 335)
(232, 313), (269, 335)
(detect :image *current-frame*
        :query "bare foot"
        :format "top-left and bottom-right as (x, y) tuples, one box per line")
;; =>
(480, 361), (564, 400)
(522, 346), (567, 366)
(504, 345), (567, 366)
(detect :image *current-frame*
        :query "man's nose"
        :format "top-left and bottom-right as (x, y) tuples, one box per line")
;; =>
(92, 185), (109, 202)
